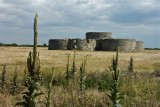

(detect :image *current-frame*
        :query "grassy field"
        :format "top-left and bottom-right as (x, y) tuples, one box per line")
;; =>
(0, 47), (160, 107)
(0, 47), (160, 74)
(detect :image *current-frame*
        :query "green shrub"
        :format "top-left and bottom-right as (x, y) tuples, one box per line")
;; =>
(97, 71), (112, 91)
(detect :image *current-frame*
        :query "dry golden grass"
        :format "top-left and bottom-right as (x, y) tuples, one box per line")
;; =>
(0, 47), (160, 75)
(0, 47), (160, 107)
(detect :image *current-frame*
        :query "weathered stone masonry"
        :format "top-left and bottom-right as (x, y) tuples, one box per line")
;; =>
(48, 32), (144, 52)
(101, 39), (137, 52)
(86, 32), (112, 39)
(48, 39), (68, 50)
(67, 39), (96, 51)
(135, 41), (144, 51)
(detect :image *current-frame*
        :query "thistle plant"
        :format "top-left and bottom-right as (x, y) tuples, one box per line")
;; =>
(10, 65), (18, 95)
(79, 57), (87, 92)
(16, 14), (44, 107)
(46, 68), (54, 107)
(108, 48), (123, 107)
(27, 14), (40, 79)
(0, 63), (7, 90)
(23, 67), (27, 80)
(71, 50), (77, 79)
(128, 57), (134, 73)
(65, 55), (70, 85)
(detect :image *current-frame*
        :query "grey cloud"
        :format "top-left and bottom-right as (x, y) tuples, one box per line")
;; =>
(0, 0), (160, 47)
(76, 0), (89, 5)
(0, 0), (35, 30)
(107, 0), (160, 25)
(110, 10), (160, 24)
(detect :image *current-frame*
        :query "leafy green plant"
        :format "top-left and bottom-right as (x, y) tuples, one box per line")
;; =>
(65, 55), (70, 85)
(84, 72), (97, 88)
(79, 57), (87, 92)
(46, 68), (54, 107)
(108, 48), (123, 107)
(16, 14), (44, 107)
(0, 63), (7, 91)
(10, 65), (18, 95)
(128, 57), (134, 73)
(71, 50), (77, 79)
(97, 72), (112, 92)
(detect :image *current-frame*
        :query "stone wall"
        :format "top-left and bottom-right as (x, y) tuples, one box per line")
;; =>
(135, 41), (144, 51)
(67, 39), (96, 51)
(67, 39), (80, 50)
(95, 40), (102, 50)
(86, 32), (112, 39)
(101, 39), (137, 52)
(48, 39), (68, 50)
(48, 32), (144, 52)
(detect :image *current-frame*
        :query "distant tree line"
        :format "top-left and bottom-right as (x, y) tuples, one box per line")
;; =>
(0, 43), (48, 47)
(0, 43), (159, 50)
(144, 48), (160, 50)
(0, 43), (18, 46)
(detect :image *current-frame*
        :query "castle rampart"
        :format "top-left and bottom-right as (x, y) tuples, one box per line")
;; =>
(135, 41), (144, 51)
(48, 32), (144, 52)
(86, 32), (112, 39)
(95, 40), (102, 50)
(67, 39), (96, 51)
(48, 39), (68, 50)
(101, 39), (136, 52)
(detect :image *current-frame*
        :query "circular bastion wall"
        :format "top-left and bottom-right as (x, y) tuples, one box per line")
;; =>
(48, 39), (68, 50)
(101, 39), (137, 52)
(135, 41), (144, 51)
(86, 32), (112, 39)
(67, 39), (96, 51)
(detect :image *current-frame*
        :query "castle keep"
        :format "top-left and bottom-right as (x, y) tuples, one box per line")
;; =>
(48, 32), (144, 52)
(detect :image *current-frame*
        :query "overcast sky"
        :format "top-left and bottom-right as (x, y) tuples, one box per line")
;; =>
(0, 0), (160, 48)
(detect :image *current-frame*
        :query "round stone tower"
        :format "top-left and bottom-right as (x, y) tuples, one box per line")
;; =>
(86, 32), (112, 39)
(48, 39), (68, 50)
(135, 41), (144, 51)
(101, 39), (136, 52)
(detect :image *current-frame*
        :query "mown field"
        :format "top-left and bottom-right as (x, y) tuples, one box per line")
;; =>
(0, 47), (160, 107)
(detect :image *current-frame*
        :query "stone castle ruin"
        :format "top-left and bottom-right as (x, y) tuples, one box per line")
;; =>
(48, 32), (144, 52)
